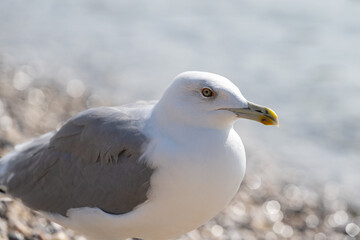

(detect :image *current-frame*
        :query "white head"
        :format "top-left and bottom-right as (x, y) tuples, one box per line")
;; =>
(153, 71), (278, 130)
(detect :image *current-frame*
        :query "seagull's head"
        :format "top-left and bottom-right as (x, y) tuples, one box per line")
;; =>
(156, 71), (279, 129)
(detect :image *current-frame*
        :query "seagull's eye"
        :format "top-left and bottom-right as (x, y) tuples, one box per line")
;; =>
(201, 88), (214, 98)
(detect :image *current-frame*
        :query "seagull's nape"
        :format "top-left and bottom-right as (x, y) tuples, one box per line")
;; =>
(0, 71), (278, 240)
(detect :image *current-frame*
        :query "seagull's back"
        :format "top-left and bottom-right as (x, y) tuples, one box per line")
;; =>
(0, 103), (155, 214)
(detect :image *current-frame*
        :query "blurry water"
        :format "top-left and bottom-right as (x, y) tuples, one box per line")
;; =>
(1, 0), (359, 202)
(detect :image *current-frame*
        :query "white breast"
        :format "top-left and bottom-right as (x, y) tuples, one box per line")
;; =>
(130, 127), (246, 240)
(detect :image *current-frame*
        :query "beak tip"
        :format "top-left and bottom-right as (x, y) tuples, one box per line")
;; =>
(261, 120), (279, 127)
(264, 107), (279, 127)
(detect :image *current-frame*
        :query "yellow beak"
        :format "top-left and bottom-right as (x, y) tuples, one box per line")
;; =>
(220, 102), (279, 126)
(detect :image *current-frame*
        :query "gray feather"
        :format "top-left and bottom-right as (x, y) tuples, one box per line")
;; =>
(0, 106), (154, 216)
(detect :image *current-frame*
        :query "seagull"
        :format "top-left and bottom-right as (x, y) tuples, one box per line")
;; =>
(0, 71), (278, 240)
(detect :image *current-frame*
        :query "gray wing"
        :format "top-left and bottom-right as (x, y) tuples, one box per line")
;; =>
(0, 106), (154, 216)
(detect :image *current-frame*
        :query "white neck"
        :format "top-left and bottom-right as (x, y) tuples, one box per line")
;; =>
(148, 102), (233, 143)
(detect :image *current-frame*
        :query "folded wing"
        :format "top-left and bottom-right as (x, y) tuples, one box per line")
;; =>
(0, 106), (154, 216)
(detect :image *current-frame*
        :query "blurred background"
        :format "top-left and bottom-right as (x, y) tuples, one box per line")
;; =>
(0, 0), (359, 239)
